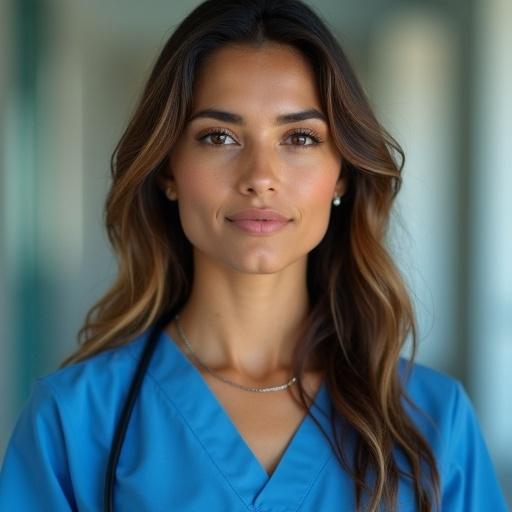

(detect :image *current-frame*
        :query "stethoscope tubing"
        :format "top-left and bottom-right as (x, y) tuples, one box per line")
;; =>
(104, 311), (175, 511)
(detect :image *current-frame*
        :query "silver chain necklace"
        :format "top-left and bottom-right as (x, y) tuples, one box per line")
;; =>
(174, 313), (297, 393)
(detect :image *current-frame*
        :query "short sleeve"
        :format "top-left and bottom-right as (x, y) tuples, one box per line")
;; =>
(441, 381), (508, 511)
(0, 379), (77, 511)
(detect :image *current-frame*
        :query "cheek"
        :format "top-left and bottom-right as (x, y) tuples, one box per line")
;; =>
(173, 168), (227, 242)
(179, 171), (213, 202)
(172, 149), (222, 207)
(293, 171), (339, 241)
(294, 168), (338, 211)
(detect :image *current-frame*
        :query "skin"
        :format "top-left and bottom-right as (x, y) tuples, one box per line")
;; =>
(157, 42), (345, 388)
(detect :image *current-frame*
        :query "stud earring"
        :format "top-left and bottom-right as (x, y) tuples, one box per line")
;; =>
(332, 195), (341, 206)
(166, 187), (177, 200)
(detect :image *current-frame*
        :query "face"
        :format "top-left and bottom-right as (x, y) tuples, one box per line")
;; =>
(160, 43), (345, 275)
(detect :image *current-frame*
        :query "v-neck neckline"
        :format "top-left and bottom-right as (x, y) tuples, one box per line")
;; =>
(144, 327), (336, 511)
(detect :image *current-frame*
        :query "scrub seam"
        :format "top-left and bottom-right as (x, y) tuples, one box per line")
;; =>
(128, 351), (255, 512)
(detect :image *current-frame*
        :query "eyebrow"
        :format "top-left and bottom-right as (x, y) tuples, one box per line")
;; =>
(188, 108), (327, 126)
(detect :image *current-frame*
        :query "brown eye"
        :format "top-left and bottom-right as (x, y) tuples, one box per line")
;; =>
(284, 129), (322, 147)
(197, 128), (237, 146)
(290, 133), (310, 145)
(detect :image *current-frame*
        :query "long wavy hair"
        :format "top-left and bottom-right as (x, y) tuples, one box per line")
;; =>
(59, 0), (441, 510)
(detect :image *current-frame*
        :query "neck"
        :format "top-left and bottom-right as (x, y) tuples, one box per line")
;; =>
(166, 254), (321, 383)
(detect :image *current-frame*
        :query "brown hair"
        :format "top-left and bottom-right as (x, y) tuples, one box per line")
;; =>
(59, 0), (440, 510)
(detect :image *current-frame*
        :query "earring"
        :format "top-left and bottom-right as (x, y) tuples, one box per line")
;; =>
(166, 187), (177, 200)
(332, 195), (341, 206)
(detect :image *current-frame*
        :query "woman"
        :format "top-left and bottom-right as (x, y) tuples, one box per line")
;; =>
(0, 0), (507, 511)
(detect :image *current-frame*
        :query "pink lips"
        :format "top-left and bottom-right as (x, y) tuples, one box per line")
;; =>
(227, 208), (290, 222)
(226, 208), (292, 234)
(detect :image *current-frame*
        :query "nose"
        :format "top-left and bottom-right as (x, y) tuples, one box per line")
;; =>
(235, 146), (280, 198)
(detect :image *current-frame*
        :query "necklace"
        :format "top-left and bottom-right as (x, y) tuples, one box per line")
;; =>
(174, 313), (297, 393)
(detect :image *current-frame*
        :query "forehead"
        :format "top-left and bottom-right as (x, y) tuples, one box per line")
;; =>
(191, 43), (323, 116)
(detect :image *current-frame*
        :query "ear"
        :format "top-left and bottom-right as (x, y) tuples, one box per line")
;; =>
(155, 167), (176, 193)
(335, 175), (347, 198)
(155, 167), (178, 201)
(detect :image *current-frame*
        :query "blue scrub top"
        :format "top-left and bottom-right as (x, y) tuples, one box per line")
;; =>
(0, 328), (508, 511)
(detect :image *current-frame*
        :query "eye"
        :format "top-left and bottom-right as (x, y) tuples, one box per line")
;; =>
(196, 127), (324, 148)
(283, 128), (323, 148)
(197, 128), (237, 147)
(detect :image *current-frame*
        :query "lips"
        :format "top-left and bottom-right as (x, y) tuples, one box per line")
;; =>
(226, 208), (291, 222)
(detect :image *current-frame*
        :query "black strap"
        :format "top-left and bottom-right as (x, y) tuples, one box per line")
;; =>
(104, 311), (175, 511)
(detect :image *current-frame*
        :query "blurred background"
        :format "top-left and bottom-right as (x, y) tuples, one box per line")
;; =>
(0, 0), (510, 504)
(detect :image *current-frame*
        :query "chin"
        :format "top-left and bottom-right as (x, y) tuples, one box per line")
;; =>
(229, 260), (288, 275)
(226, 250), (308, 275)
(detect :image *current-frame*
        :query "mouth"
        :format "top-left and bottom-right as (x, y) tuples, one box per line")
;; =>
(225, 217), (291, 234)
(226, 218), (283, 222)
(226, 208), (291, 223)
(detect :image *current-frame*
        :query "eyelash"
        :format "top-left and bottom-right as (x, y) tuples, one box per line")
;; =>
(196, 127), (323, 148)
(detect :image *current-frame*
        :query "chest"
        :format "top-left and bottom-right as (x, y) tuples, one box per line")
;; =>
(202, 373), (324, 476)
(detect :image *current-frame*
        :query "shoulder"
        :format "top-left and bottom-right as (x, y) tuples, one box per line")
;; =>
(397, 357), (468, 437)
(30, 331), (149, 425)
(397, 356), (464, 414)
(395, 360), (509, 509)
(0, 334), (151, 510)
(7, 331), (152, 475)
(396, 358), (481, 470)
